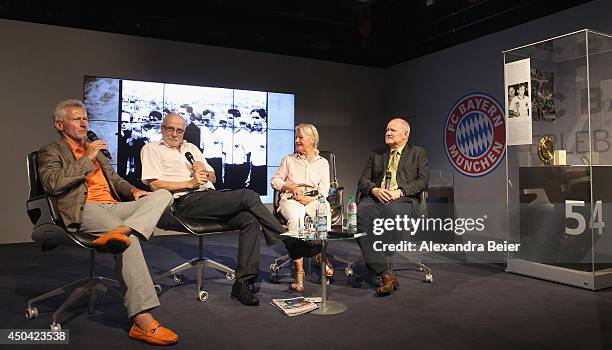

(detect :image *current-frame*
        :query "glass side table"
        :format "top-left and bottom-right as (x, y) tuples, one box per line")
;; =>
(285, 228), (365, 315)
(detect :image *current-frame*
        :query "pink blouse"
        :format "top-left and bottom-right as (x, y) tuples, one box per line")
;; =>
(271, 153), (330, 200)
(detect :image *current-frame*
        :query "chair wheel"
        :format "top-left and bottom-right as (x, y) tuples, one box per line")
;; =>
(154, 284), (162, 295)
(345, 267), (354, 277)
(226, 273), (235, 281)
(50, 323), (62, 332)
(425, 273), (433, 283)
(172, 273), (184, 283)
(25, 307), (38, 320)
(269, 263), (279, 273)
(198, 291), (209, 302)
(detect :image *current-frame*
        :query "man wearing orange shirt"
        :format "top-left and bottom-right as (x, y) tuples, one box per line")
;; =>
(37, 99), (178, 346)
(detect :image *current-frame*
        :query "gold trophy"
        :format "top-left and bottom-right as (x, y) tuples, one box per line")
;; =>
(537, 135), (555, 165)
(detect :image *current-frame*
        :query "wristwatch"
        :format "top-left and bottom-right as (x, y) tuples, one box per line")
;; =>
(399, 188), (406, 197)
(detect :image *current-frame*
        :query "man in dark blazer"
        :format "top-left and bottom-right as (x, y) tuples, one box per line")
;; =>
(38, 99), (178, 345)
(357, 118), (429, 296)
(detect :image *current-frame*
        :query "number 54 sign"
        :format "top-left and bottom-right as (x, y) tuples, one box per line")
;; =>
(566, 200), (605, 236)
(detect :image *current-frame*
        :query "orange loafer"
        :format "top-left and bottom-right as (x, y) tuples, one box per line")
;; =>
(129, 319), (178, 345)
(92, 232), (131, 254)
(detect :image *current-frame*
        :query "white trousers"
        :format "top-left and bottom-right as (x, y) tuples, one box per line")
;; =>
(278, 197), (331, 233)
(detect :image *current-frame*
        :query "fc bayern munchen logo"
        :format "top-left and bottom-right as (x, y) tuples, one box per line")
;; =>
(444, 93), (505, 177)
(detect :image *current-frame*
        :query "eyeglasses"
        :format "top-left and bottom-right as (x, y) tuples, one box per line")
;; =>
(162, 126), (184, 135)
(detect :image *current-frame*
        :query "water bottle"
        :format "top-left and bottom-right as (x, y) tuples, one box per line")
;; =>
(316, 196), (328, 239)
(347, 195), (357, 233)
(327, 186), (337, 206)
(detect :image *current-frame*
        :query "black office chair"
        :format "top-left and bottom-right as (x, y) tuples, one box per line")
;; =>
(154, 206), (237, 302)
(356, 189), (433, 283)
(25, 151), (123, 332)
(269, 151), (356, 282)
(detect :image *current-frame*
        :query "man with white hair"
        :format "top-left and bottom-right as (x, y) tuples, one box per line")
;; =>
(357, 118), (429, 296)
(38, 99), (178, 345)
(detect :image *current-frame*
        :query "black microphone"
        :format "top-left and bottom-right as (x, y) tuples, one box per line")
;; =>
(185, 152), (195, 165)
(86, 131), (112, 159)
(384, 171), (391, 190)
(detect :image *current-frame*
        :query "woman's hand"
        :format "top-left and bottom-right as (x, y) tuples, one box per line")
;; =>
(293, 192), (316, 205)
(283, 182), (308, 197)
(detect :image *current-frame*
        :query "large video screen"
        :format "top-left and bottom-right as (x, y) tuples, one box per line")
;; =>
(83, 76), (295, 203)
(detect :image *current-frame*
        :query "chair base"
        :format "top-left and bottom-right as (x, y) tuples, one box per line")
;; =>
(269, 254), (294, 283)
(410, 257), (434, 283)
(156, 255), (236, 302)
(26, 275), (122, 328)
(269, 254), (433, 284)
(389, 255), (434, 283)
(269, 253), (356, 282)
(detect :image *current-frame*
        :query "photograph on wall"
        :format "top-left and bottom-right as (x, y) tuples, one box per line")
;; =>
(83, 76), (294, 203)
(506, 81), (530, 119)
(530, 69), (555, 122)
(504, 58), (533, 145)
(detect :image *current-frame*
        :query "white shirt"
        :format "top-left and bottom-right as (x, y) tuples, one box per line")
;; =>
(144, 128), (162, 142)
(200, 127), (223, 158)
(230, 129), (250, 164)
(511, 95), (529, 117)
(271, 153), (330, 200)
(216, 127), (233, 162)
(141, 140), (215, 198)
(250, 131), (266, 166)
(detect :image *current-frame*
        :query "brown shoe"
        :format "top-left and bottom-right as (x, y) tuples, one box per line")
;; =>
(92, 232), (131, 254)
(376, 273), (399, 297)
(129, 319), (178, 345)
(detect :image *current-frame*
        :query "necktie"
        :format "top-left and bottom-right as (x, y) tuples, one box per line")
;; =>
(381, 150), (400, 190)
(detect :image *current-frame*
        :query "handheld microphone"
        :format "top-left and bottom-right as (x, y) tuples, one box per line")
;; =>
(86, 131), (112, 159)
(304, 189), (319, 197)
(185, 152), (195, 165)
(384, 171), (391, 190)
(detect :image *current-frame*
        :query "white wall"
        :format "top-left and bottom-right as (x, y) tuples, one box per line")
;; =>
(0, 19), (384, 243)
(384, 0), (612, 240)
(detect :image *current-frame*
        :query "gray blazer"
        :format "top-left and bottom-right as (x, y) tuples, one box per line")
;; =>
(357, 144), (429, 199)
(37, 139), (135, 232)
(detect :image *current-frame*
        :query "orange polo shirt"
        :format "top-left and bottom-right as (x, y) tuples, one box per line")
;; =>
(65, 137), (118, 204)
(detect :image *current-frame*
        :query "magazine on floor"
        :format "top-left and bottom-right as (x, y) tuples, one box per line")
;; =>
(271, 296), (319, 316)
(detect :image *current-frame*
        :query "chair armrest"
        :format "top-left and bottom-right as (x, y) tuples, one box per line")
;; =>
(336, 187), (344, 209)
(416, 190), (428, 217)
(355, 189), (363, 205)
(419, 190), (428, 203)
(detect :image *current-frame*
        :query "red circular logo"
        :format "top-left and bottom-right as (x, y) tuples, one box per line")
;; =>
(444, 93), (505, 177)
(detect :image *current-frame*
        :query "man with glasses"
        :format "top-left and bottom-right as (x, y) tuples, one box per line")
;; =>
(140, 114), (301, 306)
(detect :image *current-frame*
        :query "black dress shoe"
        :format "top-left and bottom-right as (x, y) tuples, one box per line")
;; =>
(231, 281), (259, 306)
(376, 275), (383, 287)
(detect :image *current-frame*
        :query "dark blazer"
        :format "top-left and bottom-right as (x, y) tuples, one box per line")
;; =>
(38, 139), (136, 232)
(184, 122), (201, 151)
(358, 143), (429, 199)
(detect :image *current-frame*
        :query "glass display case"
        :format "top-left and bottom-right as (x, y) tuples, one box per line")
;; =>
(504, 29), (612, 290)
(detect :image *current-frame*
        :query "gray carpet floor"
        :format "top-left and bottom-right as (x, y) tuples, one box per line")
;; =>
(2, 233), (612, 350)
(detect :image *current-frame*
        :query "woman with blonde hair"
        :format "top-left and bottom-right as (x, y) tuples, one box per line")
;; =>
(271, 123), (332, 292)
